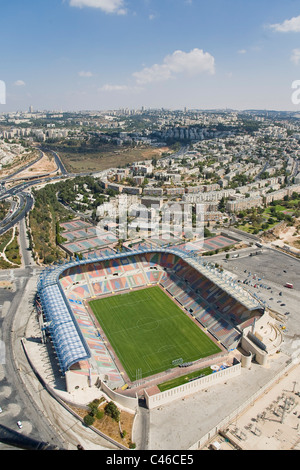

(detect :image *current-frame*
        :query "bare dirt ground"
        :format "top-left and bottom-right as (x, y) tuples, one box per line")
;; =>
(71, 402), (135, 448)
(262, 220), (300, 251)
(0, 151), (38, 179)
(11, 153), (59, 180)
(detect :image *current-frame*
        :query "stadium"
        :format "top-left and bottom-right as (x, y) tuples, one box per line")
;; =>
(35, 246), (283, 409)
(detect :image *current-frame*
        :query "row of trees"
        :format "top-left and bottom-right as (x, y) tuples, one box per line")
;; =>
(29, 175), (115, 264)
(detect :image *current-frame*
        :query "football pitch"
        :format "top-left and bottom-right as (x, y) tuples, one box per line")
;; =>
(89, 286), (221, 382)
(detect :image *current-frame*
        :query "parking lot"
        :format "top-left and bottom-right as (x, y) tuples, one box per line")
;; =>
(211, 247), (300, 356)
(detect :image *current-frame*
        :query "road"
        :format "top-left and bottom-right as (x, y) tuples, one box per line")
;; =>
(0, 150), (44, 184)
(0, 152), (65, 449)
(160, 144), (189, 162)
(0, 265), (118, 450)
(41, 147), (68, 175)
(18, 216), (34, 267)
(0, 149), (117, 450)
(0, 268), (66, 450)
(0, 191), (34, 237)
(0, 146), (76, 237)
(0, 152), (106, 237)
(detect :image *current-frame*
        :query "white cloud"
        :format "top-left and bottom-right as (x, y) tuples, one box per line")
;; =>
(238, 49), (247, 54)
(133, 48), (215, 85)
(99, 84), (129, 92)
(98, 84), (142, 93)
(69, 0), (127, 15)
(78, 70), (93, 77)
(14, 80), (26, 86)
(269, 15), (300, 33)
(291, 49), (300, 65)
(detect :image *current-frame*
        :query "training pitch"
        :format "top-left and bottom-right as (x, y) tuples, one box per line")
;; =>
(89, 286), (221, 382)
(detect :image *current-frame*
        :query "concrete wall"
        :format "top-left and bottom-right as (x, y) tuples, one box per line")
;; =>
(225, 226), (261, 241)
(101, 381), (139, 411)
(145, 362), (241, 410)
(240, 351), (253, 369)
(241, 336), (268, 367)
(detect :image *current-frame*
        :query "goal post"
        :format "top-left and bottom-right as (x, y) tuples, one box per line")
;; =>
(172, 358), (183, 367)
(136, 368), (142, 382)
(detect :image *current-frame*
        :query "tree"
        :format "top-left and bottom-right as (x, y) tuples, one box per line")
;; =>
(105, 401), (120, 422)
(83, 414), (95, 426)
(218, 197), (226, 212)
(87, 399), (101, 416)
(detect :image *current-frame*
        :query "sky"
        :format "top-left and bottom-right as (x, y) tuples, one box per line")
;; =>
(1, 0), (300, 112)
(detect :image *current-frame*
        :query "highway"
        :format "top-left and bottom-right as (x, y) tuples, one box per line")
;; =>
(0, 191), (34, 237)
(160, 144), (189, 162)
(41, 147), (68, 175)
(0, 150), (44, 184)
(0, 145), (81, 236)
(0, 173), (93, 236)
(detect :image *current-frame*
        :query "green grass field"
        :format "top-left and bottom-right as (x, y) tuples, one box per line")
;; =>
(157, 366), (213, 392)
(89, 286), (221, 382)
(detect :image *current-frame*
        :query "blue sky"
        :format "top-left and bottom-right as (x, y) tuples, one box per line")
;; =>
(1, 0), (300, 112)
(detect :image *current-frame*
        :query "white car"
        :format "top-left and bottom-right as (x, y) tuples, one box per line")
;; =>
(0, 407), (2, 413)
(17, 421), (22, 429)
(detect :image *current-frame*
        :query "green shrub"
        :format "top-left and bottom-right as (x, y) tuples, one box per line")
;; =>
(104, 401), (120, 422)
(95, 410), (104, 420)
(83, 414), (95, 426)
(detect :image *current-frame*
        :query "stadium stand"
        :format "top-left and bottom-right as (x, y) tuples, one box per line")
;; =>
(37, 247), (264, 384)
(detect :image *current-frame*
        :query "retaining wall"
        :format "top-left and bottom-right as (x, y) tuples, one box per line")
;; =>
(145, 362), (241, 410)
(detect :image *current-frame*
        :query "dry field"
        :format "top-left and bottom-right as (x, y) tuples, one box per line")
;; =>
(58, 146), (171, 173)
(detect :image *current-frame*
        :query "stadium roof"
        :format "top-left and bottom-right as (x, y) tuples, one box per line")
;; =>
(38, 278), (91, 375)
(184, 254), (261, 311)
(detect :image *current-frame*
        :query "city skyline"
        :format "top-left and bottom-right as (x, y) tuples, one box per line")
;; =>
(2, 0), (300, 112)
